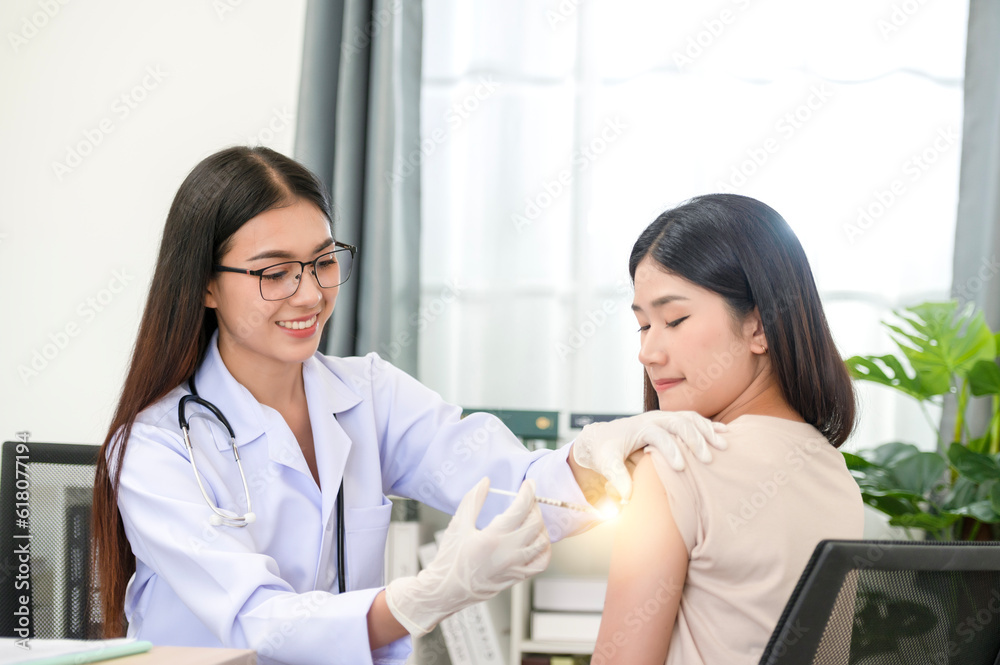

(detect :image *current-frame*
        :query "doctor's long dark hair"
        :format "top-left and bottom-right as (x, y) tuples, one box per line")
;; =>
(92, 146), (334, 637)
(629, 194), (855, 447)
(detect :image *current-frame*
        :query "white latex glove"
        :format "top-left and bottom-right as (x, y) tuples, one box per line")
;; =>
(572, 411), (728, 501)
(385, 477), (550, 637)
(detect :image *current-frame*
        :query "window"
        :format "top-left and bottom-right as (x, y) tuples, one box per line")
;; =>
(419, 0), (969, 451)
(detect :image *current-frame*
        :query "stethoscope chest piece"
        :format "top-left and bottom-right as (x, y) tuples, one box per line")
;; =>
(176, 375), (348, 593)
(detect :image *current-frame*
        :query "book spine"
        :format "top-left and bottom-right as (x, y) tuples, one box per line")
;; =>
(462, 601), (504, 664)
(418, 537), (475, 665)
(439, 613), (474, 665)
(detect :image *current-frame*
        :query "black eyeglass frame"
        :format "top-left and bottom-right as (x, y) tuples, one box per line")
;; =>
(213, 241), (357, 301)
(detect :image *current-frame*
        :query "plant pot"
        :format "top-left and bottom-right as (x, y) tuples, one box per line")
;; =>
(957, 517), (1000, 541)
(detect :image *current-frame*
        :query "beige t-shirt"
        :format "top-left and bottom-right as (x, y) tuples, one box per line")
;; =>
(648, 415), (864, 665)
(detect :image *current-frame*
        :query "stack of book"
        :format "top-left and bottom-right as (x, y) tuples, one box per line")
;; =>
(520, 656), (590, 665)
(529, 577), (607, 645)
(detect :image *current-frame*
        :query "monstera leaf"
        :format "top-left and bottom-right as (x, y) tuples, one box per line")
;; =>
(968, 359), (1000, 397)
(947, 443), (1000, 484)
(885, 302), (995, 395)
(846, 354), (931, 401)
(844, 301), (1000, 540)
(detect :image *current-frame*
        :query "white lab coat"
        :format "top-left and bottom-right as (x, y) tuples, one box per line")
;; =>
(115, 334), (591, 665)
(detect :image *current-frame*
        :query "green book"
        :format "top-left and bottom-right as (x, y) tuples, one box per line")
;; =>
(2, 638), (153, 665)
(462, 408), (560, 441)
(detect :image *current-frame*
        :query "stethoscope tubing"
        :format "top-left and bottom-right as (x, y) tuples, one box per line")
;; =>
(177, 375), (347, 593)
(179, 385), (255, 528)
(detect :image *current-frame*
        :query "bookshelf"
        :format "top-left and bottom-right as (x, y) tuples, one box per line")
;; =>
(508, 519), (617, 665)
(431, 409), (629, 665)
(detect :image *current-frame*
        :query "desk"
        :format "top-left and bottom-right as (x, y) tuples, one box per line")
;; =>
(116, 646), (256, 664)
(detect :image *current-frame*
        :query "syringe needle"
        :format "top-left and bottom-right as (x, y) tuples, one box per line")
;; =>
(488, 487), (600, 515)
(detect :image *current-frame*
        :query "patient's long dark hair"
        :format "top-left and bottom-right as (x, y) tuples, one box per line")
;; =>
(629, 193), (855, 447)
(92, 146), (333, 636)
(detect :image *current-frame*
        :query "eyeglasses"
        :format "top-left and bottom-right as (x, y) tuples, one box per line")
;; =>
(214, 242), (356, 301)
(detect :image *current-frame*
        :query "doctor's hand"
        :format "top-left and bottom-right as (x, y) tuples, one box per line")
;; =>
(384, 477), (550, 637)
(571, 410), (728, 503)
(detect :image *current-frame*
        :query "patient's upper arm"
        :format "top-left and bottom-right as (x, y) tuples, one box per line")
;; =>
(592, 452), (688, 665)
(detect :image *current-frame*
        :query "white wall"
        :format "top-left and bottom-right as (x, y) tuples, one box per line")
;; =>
(0, 0), (307, 444)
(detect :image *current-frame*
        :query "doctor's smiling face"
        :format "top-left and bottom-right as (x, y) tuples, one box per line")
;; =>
(205, 197), (338, 376)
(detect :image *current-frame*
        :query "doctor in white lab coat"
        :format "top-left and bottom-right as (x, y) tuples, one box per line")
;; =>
(92, 146), (726, 665)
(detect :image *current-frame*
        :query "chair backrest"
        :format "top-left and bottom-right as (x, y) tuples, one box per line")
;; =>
(0, 441), (101, 639)
(760, 539), (1000, 665)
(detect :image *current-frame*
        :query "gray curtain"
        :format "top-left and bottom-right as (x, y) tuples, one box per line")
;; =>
(948, 0), (1000, 440)
(294, 0), (423, 376)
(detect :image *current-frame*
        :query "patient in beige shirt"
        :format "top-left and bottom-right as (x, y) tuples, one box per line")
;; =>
(591, 194), (865, 664)
(651, 416), (861, 664)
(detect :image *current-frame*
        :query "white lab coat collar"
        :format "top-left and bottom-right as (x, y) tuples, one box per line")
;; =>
(303, 357), (358, 520)
(193, 332), (362, 464)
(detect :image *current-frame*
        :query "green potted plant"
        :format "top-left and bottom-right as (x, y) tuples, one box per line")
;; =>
(843, 300), (1000, 541)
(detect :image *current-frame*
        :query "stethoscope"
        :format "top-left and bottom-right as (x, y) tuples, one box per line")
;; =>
(178, 376), (347, 594)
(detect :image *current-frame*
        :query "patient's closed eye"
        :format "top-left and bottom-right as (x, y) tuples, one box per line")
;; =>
(637, 316), (687, 333)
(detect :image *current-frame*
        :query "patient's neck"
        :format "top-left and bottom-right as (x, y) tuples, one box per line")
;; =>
(712, 365), (802, 425)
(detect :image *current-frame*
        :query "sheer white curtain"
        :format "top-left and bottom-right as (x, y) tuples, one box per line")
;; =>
(418, 0), (968, 451)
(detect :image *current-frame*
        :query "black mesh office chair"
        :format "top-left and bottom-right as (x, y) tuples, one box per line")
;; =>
(760, 539), (1000, 665)
(0, 440), (101, 639)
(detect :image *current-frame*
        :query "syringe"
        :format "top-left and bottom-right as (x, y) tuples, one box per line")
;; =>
(487, 487), (599, 515)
